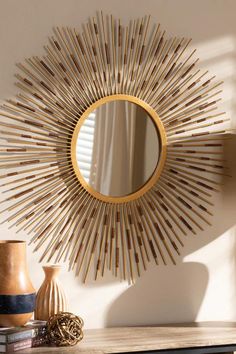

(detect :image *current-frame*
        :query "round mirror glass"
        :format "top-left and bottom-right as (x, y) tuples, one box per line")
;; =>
(76, 100), (161, 197)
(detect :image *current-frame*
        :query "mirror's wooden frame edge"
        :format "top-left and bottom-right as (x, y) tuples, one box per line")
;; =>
(71, 94), (167, 203)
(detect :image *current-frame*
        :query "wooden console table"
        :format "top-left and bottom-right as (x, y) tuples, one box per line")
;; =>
(26, 322), (236, 354)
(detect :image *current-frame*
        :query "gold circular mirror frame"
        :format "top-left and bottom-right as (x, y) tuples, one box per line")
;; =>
(71, 94), (167, 203)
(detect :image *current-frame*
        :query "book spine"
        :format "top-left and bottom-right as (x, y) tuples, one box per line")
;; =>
(6, 338), (32, 352)
(7, 326), (47, 343)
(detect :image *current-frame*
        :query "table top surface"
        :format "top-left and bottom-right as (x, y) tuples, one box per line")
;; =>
(25, 322), (236, 353)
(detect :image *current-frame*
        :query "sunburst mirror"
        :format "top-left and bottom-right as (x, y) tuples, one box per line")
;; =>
(0, 13), (230, 283)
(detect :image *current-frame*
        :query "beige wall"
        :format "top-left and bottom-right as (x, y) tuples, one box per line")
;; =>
(0, 0), (236, 329)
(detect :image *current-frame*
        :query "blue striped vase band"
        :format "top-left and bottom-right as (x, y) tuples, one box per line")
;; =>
(0, 293), (36, 314)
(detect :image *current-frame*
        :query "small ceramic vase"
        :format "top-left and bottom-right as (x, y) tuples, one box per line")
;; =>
(0, 240), (36, 327)
(35, 265), (68, 321)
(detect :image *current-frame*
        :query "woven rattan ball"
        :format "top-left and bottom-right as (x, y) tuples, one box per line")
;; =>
(47, 312), (84, 346)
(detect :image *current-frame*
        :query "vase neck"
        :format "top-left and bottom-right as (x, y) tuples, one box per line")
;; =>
(0, 241), (35, 295)
(43, 266), (61, 280)
(0, 241), (27, 271)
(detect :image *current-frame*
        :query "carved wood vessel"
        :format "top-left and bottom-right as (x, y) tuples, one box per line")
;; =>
(0, 240), (35, 326)
(35, 265), (68, 321)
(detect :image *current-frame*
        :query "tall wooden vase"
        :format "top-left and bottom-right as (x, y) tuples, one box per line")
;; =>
(0, 240), (36, 327)
(35, 265), (68, 321)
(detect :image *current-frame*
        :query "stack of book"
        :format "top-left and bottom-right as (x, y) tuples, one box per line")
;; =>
(0, 320), (47, 353)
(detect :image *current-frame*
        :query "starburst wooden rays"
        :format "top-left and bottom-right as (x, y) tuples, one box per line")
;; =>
(0, 14), (230, 283)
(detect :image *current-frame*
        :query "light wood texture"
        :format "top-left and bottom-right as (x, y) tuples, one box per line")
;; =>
(24, 323), (236, 353)
(35, 265), (68, 321)
(0, 240), (35, 326)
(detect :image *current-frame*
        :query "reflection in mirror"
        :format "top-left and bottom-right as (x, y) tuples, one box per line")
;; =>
(76, 100), (160, 197)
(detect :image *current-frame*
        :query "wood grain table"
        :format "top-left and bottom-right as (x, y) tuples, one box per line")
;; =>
(25, 322), (236, 354)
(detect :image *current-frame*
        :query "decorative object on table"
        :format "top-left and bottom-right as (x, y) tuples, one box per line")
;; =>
(0, 241), (35, 327)
(35, 265), (68, 321)
(0, 319), (47, 352)
(47, 312), (84, 347)
(0, 13), (231, 284)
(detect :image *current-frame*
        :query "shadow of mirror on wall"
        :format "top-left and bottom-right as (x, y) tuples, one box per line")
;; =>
(105, 261), (209, 326)
(104, 135), (236, 326)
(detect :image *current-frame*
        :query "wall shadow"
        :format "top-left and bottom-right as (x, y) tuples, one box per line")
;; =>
(106, 261), (208, 326)
(104, 134), (236, 326)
